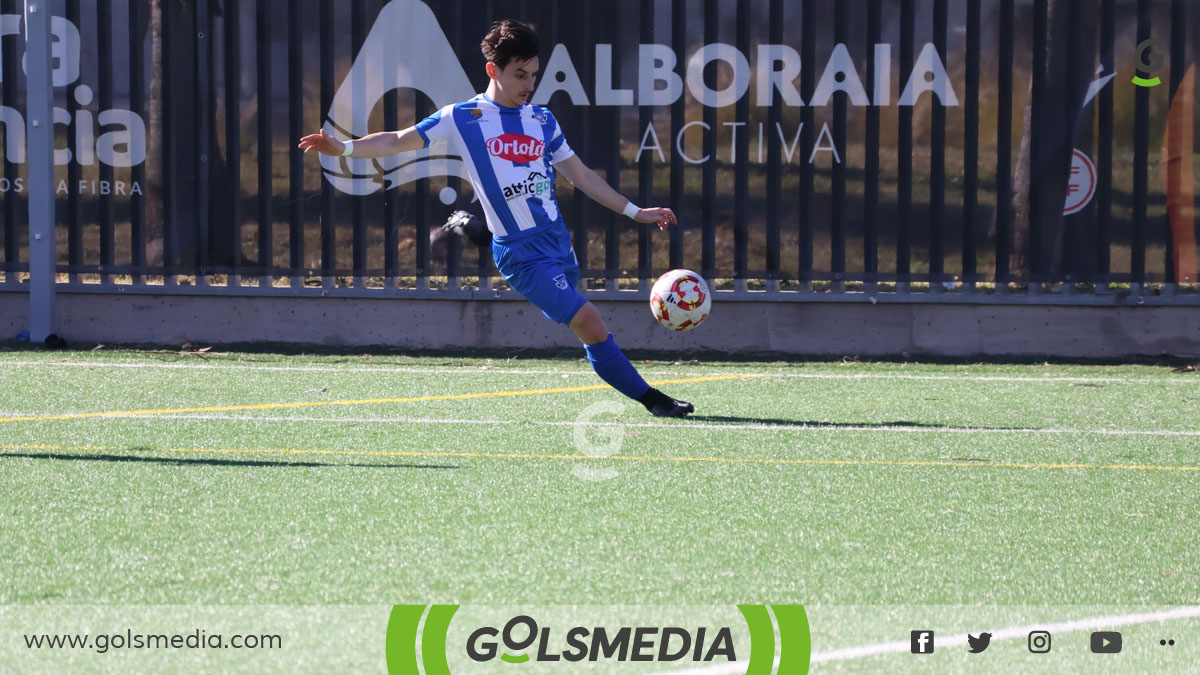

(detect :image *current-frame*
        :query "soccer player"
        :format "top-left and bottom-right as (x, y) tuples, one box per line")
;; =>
(298, 19), (694, 417)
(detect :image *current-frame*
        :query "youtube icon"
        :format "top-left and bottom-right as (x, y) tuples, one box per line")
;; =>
(1090, 632), (1123, 654)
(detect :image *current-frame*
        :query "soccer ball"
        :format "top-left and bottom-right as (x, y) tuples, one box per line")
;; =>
(650, 269), (711, 331)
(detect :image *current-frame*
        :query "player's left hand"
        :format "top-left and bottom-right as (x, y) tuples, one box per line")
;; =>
(635, 207), (678, 231)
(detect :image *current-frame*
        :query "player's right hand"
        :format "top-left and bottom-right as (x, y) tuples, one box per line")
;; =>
(635, 207), (678, 231)
(297, 129), (344, 156)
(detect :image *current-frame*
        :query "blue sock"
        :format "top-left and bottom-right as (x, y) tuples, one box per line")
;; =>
(584, 334), (651, 400)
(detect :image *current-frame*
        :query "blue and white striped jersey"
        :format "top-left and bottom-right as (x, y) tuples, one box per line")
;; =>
(415, 94), (575, 243)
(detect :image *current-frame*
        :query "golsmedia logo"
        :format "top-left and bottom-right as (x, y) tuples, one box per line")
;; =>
(1132, 38), (1166, 88)
(386, 604), (810, 674)
(487, 134), (546, 164)
(466, 615), (735, 663)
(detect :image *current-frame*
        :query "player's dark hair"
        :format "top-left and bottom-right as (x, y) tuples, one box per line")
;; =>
(480, 19), (539, 70)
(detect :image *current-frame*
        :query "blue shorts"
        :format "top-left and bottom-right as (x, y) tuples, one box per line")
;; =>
(492, 227), (587, 325)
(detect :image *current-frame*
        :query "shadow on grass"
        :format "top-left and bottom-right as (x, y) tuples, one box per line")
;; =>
(1, 451), (457, 470)
(690, 415), (1016, 431)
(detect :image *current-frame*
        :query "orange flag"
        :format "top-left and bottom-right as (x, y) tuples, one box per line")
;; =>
(1162, 64), (1197, 283)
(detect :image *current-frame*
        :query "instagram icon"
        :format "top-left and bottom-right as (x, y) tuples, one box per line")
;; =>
(1028, 631), (1052, 653)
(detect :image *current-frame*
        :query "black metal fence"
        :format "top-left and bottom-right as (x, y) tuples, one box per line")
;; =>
(0, 0), (1197, 294)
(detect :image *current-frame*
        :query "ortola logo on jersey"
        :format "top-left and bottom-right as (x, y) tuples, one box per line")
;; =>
(488, 134), (546, 163)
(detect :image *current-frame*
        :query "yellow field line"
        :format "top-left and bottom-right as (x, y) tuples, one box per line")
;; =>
(0, 375), (760, 424)
(2, 443), (1197, 473)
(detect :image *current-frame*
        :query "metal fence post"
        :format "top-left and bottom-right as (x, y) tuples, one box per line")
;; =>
(24, 0), (56, 341)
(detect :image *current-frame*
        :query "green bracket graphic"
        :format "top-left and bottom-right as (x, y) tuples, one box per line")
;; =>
(1132, 75), (1161, 87)
(739, 604), (812, 675)
(386, 604), (459, 675)
(385, 605), (425, 675)
(738, 605), (776, 675)
(771, 605), (812, 674)
(421, 605), (460, 675)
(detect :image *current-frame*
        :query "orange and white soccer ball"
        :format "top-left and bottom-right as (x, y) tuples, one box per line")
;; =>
(650, 269), (711, 331)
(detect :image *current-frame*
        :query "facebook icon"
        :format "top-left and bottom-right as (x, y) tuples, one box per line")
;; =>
(911, 630), (935, 654)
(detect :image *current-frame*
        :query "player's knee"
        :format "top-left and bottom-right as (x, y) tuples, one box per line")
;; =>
(569, 303), (608, 344)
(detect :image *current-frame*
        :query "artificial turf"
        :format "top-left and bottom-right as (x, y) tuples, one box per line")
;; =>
(1, 345), (1197, 671)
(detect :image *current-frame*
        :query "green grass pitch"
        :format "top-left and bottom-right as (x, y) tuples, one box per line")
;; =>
(2, 345), (1198, 671)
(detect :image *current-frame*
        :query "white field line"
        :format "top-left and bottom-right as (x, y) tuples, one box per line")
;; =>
(110, 413), (1200, 437)
(661, 605), (1200, 673)
(1, 360), (1197, 385)
(0, 361), (593, 376)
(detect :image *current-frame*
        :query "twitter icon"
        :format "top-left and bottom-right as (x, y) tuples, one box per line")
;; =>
(968, 633), (993, 653)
